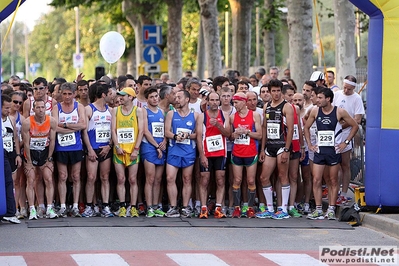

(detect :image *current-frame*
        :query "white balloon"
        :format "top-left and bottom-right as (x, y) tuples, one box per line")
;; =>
(99, 31), (126, 64)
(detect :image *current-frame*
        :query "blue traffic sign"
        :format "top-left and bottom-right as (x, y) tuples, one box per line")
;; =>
(143, 45), (162, 64)
(143, 25), (162, 45)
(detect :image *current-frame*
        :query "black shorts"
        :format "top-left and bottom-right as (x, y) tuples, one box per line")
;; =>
(290, 151), (301, 160)
(313, 153), (341, 166)
(5, 151), (17, 172)
(200, 156), (226, 172)
(30, 148), (49, 167)
(265, 146), (285, 157)
(231, 155), (258, 167)
(86, 148), (112, 163)
(55, 150), (85, 165)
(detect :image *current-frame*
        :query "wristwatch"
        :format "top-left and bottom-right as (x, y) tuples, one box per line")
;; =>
(344, 139), (350, 145)
(63, 123), (67, 128)
(283, 147), (290, 153)
(48, 157), (53, 162)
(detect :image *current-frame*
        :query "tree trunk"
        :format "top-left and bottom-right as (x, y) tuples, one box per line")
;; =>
(196, 17), (206, 79)
(117, 24), (127, 76)
(287, 0), (313, 89)
(122, 0), (143, 78)
(263, 0), (275, 68)
(126, 46), (136, 77)
(229, 0), (254, 77)
(165, 0), (183, 83)
(334, 0), (356, 86)
(198, 0), (222, 78)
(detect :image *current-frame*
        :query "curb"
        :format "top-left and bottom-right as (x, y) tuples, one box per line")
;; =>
(361, 213), (399, 239)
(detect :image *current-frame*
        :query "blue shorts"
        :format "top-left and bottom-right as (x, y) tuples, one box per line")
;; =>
(231, 155), (258, 167)
(313, 153), (341, 166)
(300, 151), (309, 166)
(167, 154), (195, 168)
(141, 151), (166, 166)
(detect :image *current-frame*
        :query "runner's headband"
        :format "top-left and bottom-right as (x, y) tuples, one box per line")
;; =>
(343, 79), (356, 87)
(232, 95), (247, 102)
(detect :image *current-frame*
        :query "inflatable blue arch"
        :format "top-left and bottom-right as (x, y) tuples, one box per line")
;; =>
(350, 0), (399, 208)
(0, 0), (26, 215)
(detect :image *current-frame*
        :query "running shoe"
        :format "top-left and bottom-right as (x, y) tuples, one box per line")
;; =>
(166, 206), (180, 218)
(15, 210), (21, 219)
(303, 203), (311, 215)
(154, 208), (166, 217)
(37, 207), (45, 219)
(214, 206), (226, 219)
(232, 207), (241, 218)
(322, 187), (328, 199)
(272, 208), (290, 220)
(58, 207), (67, 218)
(46, 207), (58, 219)
(126, 206), (131, 217)
(71, 207), (82, 217)
(241, 205), (249, 217)
(258, 204), (266, 213)
(307, 210), (325, 220)
(130, 206), (139, 217)
(247, 207), (256, 218)
(325, 210), (336, 220)
(2, 216), (21, 224)
(181, 206), (193, 218)
(118, 206), (127, 218)
(296, 203), (304, 213)
(138, 204), (146, 215)
(146, 208), (155, 218)
(255, 210), (274, 219)
(226, 207), (234, 218)
(20, 208), (28, 219)
(207, 200), (216, 215)
(289, 208), (303, 218)
(193, 205), (201, 218)
(336, 195), (349, 206)
(29, 208), (38, 220)
(82, 206), (94, 217)
(199, 206), (208, 219)
(78, 202), (85, 214)
(101, 206), (114, 217)
(93, 205), (101, 217)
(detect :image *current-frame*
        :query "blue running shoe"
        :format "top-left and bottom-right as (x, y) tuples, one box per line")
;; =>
(255, 210), (274, 219)
(272, 208), (290, 220)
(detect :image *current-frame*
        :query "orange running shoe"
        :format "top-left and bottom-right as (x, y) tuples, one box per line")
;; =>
(214, 206), (226, 218)
(322, 187), (328, 199)
(232, 206), (241, 218)
(199, 206), (208, 219)
(247, 207), (255, 218)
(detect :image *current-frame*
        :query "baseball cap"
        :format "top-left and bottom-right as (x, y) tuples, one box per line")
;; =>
(117, 87), (136, 97)
(309, 71), (325, 82)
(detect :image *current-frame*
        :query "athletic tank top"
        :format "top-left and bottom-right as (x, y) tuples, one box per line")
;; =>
(232, 110), (258, 157)
(168, 110), (196, 158)
(29, 115), (51, 151)
(55, 102), (83, 151)
(291, 104), (300, 152)
(265, 100), (287, 147)
(141, 106), (164, 152)
(220, 106), (236, 152)
(115, 105), (139, 154)
(315, 106), (342, 155)
(15, 112), (22, 142)
(29, 96), (53, 116)
(203, 110), (227, 158)
(2, 116), (15, 153)
(87, 103), (112, 149)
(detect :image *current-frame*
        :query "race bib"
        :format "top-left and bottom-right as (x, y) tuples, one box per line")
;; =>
(206, 134), (224, 152)
(318, 130), (334, 147)
(152, 122), (164, 138)
(57, 133), (76, 147)
(96, 127), (111, 143)
(176, 128), (191, 145)
(30, 137), (47, 151)
(267, 123), (280, 139)
(3, 136), (13, 152)
(293, 124), (299, 140)
(234, 134), (250, 145)
(117, 128), (135, 144)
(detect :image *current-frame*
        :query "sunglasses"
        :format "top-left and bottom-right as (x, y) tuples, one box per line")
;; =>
(13, 100), (23, 105)
(34, 86), (46, 91)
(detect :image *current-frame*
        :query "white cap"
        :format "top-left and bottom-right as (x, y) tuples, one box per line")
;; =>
(309, 71), (325, 82)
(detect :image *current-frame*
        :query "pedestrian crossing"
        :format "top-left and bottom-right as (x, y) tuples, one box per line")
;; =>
(0, 251), (387, 266)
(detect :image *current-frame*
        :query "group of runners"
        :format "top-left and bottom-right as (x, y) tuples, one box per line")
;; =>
(0, 68), (364, 224)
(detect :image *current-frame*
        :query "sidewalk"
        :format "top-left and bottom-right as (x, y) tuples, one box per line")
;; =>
(361, 212), (399, 239)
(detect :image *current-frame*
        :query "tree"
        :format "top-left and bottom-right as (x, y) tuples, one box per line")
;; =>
(262, 0), (283, 68)
(165, 0), (183, 82)
(198, 0), (222, 77)
(229, 0), (255, 77)
(334, 0), (356, 85)
(287, 0), (313, 88)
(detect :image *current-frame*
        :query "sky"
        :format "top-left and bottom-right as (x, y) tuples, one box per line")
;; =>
(14, 0), (52, 31)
